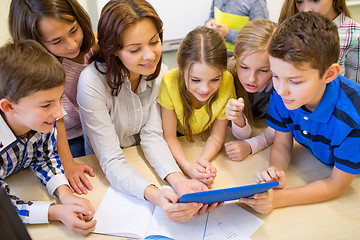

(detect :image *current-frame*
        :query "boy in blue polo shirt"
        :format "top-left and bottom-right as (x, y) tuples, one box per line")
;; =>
(0, 40), (96, 235)
(239, 12), (360, 214)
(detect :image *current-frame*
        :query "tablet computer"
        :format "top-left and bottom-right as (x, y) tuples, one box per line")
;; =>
(178, 181), (279, 204)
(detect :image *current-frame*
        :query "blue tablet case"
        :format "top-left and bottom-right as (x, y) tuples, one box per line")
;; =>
(178, 181), (279, 204)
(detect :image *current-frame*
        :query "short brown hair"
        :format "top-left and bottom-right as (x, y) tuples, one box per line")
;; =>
(8, 0), (94, 55)
(93, 0), (163, 96)
(0, 40), (65, 103)
(269, 12), (340, 77)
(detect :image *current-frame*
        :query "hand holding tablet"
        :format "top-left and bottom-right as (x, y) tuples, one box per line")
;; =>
(178, 181), (279, 204)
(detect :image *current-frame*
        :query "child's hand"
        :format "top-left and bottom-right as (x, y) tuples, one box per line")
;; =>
(56, 185), (95, 220)
(197, 158), (217, 186)
(239, 189), (276, 214)
(224, 140), (251, 161)
(48, 204), (96, 236)
(157, 188), (203, 222)
(226, 98), (246, 127)
(63, 161), (95, 195)
(254, 166), (286, 189)
(184, 162), (216, 186)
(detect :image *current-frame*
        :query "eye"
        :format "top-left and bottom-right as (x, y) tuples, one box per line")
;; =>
(290, 80), (301, 85)
(129, 48), (140, 53)
(150, 40), (160, 45)
(295, 0), (303, 4)
(70, 26), (78, 34)
(191, 78), (200, 82)
(240, 65), (249, 70)
(260, 69), (269, 73)
(211, 78), (221, 82)
(52, 40), (62, 45)
(41, 104), (51, 108)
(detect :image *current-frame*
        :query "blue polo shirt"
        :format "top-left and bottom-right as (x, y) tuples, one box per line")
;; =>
(266, 75), (360, 175)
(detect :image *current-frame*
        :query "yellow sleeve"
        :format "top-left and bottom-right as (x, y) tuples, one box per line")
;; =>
(217, 70), (236, 120)
(158, 71), (175, 110)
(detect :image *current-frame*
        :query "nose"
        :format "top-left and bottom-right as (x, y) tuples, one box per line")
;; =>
(65, 37), (77, 51)
(248, 70), (256, 83)
(53, 100), (64, 120)
(142, 46), (155, 60)
(303, 2), (313, 12)
(276, 80), (290, 97)
(199, 82), (210, 93)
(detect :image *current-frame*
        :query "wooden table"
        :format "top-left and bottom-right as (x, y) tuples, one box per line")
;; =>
(6, 126), (360, 239)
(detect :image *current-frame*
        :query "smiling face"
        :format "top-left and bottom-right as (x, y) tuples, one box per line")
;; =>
(184, 62), (223, 108)
(235, 50), (272, 93)
(269, 56), (329, 112)
(114, 18), (162, 83)
(295, 0), (338, 20)
(38, 16), (84, 59)
(8, 86), (64, 136)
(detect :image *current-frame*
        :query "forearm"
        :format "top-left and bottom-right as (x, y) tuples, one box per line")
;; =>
(166, 135), (192, 171)
(56, 119), (74, 165)
(274, 175), (354, 208)
(198, 134), (223, 162)
(270, 132), (293, 171)
(143, 184), (161, 206)
(244, 126), (275, 154)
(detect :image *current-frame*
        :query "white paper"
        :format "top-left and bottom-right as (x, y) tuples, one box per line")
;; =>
(93, 187), (264, 240)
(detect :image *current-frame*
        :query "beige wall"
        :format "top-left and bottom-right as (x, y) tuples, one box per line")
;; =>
(0, 0), (11, 46)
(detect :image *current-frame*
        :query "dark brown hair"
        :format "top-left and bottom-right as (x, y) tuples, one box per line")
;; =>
(8, 0), (94, 55)
(278, 0), (350, 23)
(93, 0), (163, 96)
(177, 26), (227, 141)
(0, 40), (65, 103)
(269, 11), (340, 77)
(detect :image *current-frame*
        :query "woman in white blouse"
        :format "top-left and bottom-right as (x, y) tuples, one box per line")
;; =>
(77, 0), (219, 222)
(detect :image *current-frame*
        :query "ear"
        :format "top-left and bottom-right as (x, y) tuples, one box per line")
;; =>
(322, 63), (341, 84)
(0, 98), (16, 114)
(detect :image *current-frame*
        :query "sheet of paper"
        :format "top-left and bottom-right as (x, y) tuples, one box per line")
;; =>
(204, 203), (263, 240)
(93, 186), (155, 239)
(146, 203), (206, 239)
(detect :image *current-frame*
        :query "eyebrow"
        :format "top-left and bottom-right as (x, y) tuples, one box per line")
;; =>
(44, 22), (78, 43)
(190, 74), (223, 79)
(123, 32), (159, 47)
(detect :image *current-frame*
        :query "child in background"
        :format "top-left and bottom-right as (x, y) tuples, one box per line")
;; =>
(225, 19), (277, 161)
(278, 0), (360, 83)
(78, 0), (219, 222)
(0, 40), (96, 235)
(9, 0), (98, 195)
(240, 12), (359, 214)
(158, 26), (236, 186)
(205, 0), (269, 56)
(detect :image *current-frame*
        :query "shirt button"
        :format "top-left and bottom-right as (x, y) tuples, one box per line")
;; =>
(0, 142), (3, 148)
(303, 130), (308, 135)
(303, 116), (308, 120)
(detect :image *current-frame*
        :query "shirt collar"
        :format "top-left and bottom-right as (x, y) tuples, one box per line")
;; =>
(332, 12), (344, 27)
(298, 77), (339, 123)
(0, 113), (18, 152)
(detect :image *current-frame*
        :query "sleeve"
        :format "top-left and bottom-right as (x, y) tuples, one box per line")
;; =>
(225, 29), (239, 45)
(231, 117), (251, 140)
(158, 74), (175, 110)
(205, 0), (215, 24)
(249, 0), (269, 20)
(266, 90), (290, 133)
(217, 71), (236, 120)
(140, 86), (182, 180)
(244, 126), (275, 154)
(30, 127), (69, 197)
(333, 128), (360, 175)
(0, 181), (53, 224)
(344, 30), (360, 84)
(77, 67), (151, 199)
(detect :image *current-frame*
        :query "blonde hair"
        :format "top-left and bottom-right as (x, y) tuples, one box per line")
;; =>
(278, 0), (351, 23)
(177, 26), (227, 141)
(231, 19), (277, 125)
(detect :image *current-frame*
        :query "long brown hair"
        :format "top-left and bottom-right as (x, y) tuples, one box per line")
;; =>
(278, 0), (351, 23)
(177, 26), (227, 141)
(8, 0), (94, 55)
(231, 19), (277, 125)
(93, 0), (163, 96)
